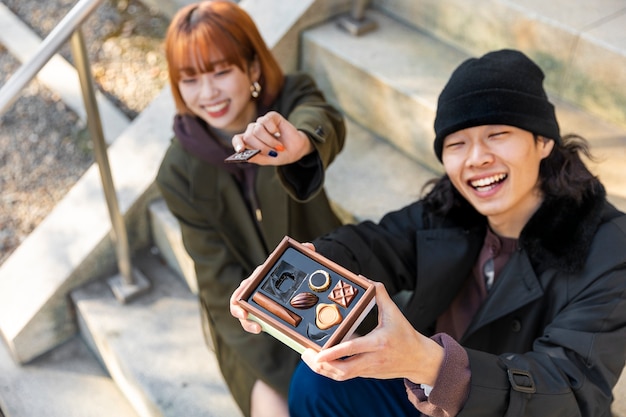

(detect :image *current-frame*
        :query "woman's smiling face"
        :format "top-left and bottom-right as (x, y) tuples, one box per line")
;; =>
(442, 125), (554, 237)
(178, 54), (260, 135)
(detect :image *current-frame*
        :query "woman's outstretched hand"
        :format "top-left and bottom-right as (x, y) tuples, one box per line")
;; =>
(232, 111), (314, 165)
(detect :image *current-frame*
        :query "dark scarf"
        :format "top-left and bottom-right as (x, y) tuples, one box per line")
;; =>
(173, 114), (260, 217)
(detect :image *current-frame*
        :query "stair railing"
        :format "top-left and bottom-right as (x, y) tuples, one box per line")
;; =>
(0, 0), (150, 303)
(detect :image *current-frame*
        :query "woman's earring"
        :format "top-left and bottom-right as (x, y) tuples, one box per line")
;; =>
(250, 81), (261, 98)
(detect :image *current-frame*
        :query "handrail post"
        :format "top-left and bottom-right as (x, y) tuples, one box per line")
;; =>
(70, 28), (150, 303)
(337, 0), (377, 36)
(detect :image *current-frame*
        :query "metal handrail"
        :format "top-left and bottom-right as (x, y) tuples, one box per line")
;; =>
(0, 0), (102, 113)
(0, 0), (149, 302)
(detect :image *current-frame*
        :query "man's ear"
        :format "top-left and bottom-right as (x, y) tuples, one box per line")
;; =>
(538, 136), (556, 159)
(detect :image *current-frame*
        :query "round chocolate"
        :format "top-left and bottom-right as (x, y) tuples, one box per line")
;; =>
(308, 269), (331, 292)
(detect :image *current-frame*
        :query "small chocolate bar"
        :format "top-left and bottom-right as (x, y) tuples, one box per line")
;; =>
(224, 148), (260, 163)
(328, 280), (358, 308)
(236, 236), (376, 353)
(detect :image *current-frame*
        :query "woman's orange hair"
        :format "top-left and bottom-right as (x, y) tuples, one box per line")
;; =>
(165, 1), (284, 115)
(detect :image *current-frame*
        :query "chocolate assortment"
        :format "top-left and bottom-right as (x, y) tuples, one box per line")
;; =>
(237, 236), (376, 353)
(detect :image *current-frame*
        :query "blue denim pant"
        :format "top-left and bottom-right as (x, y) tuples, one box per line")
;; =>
(288, 361), (422, 417)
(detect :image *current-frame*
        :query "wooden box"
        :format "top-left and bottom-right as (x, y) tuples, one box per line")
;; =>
(236, 236), (376, 353)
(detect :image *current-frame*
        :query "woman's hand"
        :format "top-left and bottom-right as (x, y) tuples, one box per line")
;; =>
(232, 111), (314, 165)
(301, 282), (444, 386)
(230, 268), (263, 334)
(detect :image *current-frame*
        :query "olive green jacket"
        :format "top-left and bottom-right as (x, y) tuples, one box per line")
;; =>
(156, 73), (345, 416)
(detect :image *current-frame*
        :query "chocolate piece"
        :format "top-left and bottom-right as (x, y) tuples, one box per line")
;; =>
(262, 261), (307, 303)
(290, 292), (319, 309)
(224, 149), (260, 163)
(315, 303), (342, 330)
(307, 323), (329, 342)
(253, 292), (302, 327)
(308, 269), (331, 292)
(328, 280), (358, 308)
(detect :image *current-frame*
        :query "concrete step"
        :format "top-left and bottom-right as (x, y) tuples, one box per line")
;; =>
(70, 248), (242, 417)
(0, 335), (138, 417)
(149, 198), (197, 294)
(301, 9), (626, 212)
(325, 117), (439, 223)
(372, 0), (626, 128)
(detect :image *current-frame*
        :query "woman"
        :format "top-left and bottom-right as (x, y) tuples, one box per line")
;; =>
(156, 2), (345, 416)
(232, 49), (626, 416)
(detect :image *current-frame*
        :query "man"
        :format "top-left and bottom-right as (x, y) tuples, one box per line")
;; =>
(232, 49), (626, 416)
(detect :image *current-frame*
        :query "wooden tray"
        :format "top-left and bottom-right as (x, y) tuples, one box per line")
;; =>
(236, 236), (376, 353)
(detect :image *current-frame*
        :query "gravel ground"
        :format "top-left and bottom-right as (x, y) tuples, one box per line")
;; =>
(0, 0), (170, 265)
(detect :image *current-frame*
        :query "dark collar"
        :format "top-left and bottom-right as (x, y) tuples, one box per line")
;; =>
(520, 183), (611, 273)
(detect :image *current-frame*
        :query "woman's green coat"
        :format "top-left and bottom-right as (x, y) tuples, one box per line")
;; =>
(156, 73), (345, 416)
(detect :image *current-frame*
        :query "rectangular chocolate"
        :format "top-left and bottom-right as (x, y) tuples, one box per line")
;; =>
(224, 148), (260, 163)
(236, 236), (377, 353)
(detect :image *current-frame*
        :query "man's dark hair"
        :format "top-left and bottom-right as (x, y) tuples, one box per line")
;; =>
(538, 134), (600, 203)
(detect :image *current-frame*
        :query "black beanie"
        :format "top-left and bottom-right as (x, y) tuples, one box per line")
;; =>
(433, 49), (560, 161)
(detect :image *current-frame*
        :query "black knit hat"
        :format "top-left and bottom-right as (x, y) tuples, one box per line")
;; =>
(433, 49), (560, 161)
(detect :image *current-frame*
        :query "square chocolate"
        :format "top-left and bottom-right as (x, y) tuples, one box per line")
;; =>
(236, 236), (377, 353)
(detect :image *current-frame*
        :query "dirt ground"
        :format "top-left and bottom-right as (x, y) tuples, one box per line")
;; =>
(0, 0), (170, 265)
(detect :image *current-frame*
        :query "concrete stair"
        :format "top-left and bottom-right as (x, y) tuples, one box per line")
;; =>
(71, 248), (242, 417)
(374, 0), (626, 129)
(1, 0), (626, 416)
(301, 2), (626, 211)
(0, 335), (139, 417)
